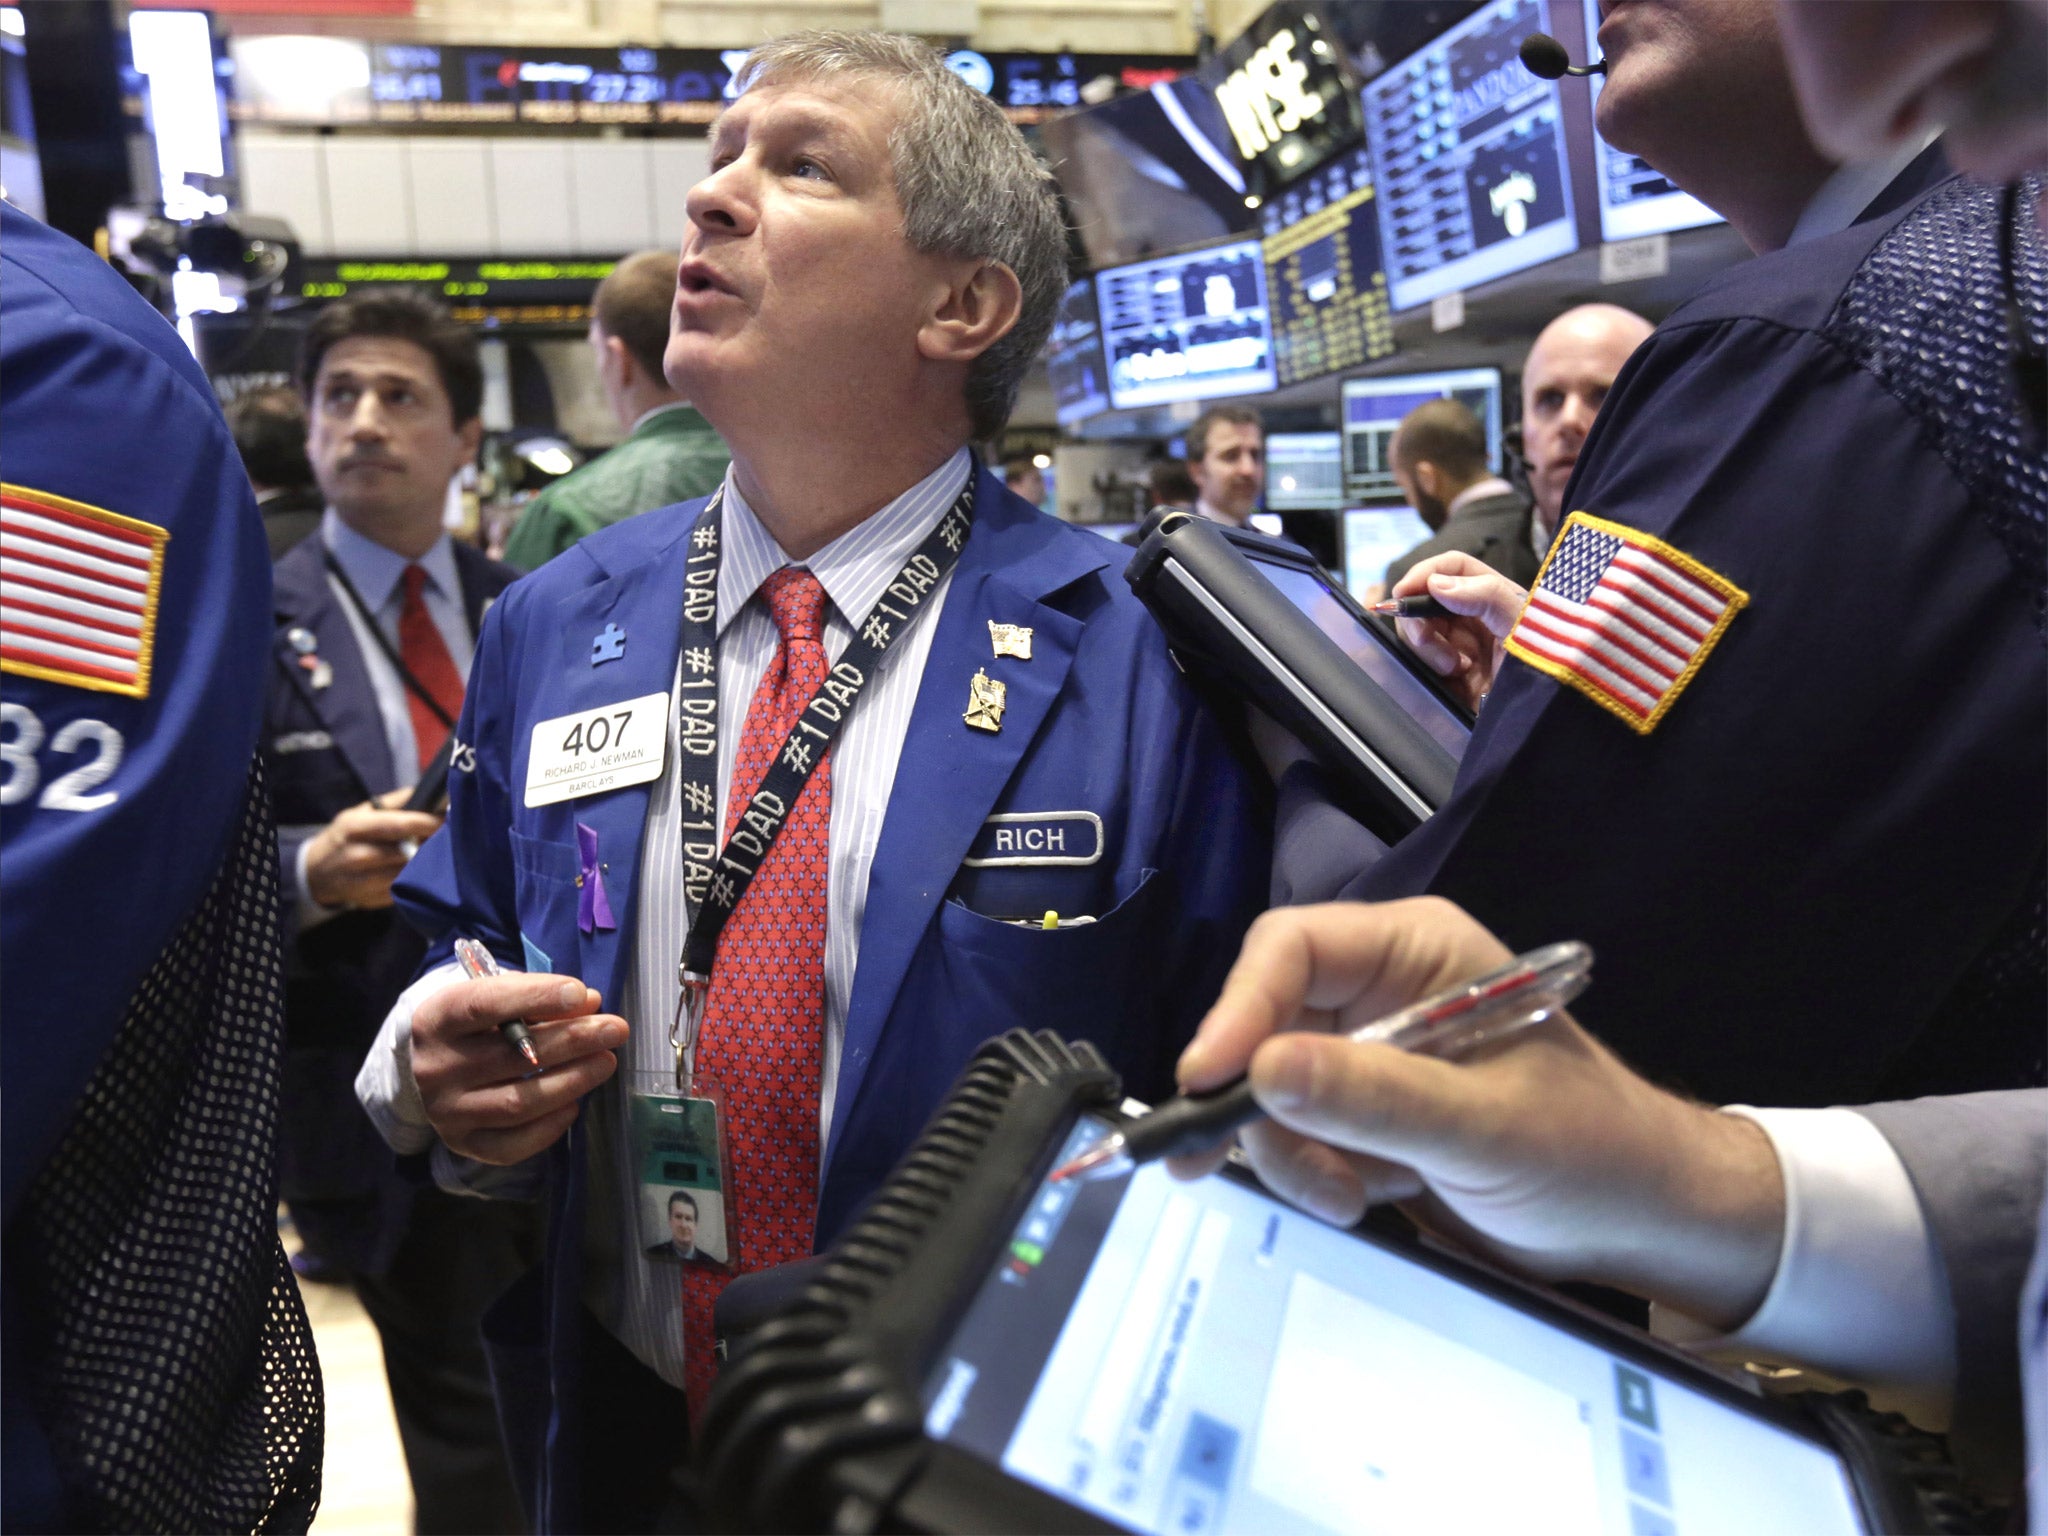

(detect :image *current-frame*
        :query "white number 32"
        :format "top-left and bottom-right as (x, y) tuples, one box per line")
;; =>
(1, 702), (124, 812)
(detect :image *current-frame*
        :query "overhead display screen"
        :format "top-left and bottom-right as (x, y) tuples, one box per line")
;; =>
(1266, 432), (1345, 511)
(1260, 145), (1399, 386)
(1210, 1), (1363, 189)
(1097, 239), (1278, 411)
(1579, 0), (1721, 241)
(1046, 280), (1112, 429)
(1361, 0), (1579, 311)
(1341, 366), (1504, 503)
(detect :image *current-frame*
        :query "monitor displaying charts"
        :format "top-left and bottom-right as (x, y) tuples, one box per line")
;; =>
(1266, 432), (1345, 511)
(1341, 366), (1504, 503)
(1096, 238), (1279, 411)
(1047, 280), (1112, 429)
(1581, 0), (1720, 242)
(1260, 145), (1399, 387)
(1343, 505), (1437, 594)
(1361, 0), (1580, 312)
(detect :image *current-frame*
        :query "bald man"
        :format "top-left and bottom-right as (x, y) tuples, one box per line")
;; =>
(1517, 304), (1654, 543)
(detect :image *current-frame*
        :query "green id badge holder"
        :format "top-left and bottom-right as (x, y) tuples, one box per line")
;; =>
(628, 1078), (734, 1270)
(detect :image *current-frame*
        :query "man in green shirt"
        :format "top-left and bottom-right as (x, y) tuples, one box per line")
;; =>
(502, 249), (730, 571)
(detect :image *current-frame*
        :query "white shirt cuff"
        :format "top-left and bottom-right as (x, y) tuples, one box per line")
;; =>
(354, 958), (465, 1156)
(1653, 1106), (1956, 1429)
(290, 831), (345, 933)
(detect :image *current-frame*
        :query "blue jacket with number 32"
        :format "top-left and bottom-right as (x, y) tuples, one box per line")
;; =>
(391, 467), (1270, 1524)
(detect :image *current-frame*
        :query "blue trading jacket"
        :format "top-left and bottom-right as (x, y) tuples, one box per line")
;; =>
(1330, 155), (2047, 1109)
(392, 467), (1271, 1524)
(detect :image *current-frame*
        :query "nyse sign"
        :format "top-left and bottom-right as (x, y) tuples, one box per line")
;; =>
(1215, 29), (1325, 162)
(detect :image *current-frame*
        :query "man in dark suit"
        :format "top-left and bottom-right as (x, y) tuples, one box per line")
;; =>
(1383, 398), (1538, 588)
(264, 288), (536, 1534)
(645, 1191), (721, 1266)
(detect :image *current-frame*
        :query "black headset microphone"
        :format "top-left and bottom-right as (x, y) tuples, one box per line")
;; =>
(1517, 32), (1606, 79)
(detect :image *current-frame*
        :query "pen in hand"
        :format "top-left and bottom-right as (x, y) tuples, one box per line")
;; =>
(452, 937), (543, 1073)
(1368, 594), (1453, 620)
(1049, 941), (1594, 1183)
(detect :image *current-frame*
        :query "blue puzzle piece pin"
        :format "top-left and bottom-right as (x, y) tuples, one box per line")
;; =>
(591, 623), (627, 665)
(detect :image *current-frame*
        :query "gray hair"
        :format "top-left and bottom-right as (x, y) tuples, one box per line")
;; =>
(734, 31), (1068, 442)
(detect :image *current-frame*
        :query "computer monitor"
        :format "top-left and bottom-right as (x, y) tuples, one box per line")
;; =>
(1096, 238), (1279, 411)
(1340, 366), (1504, 503)
(1343, 505), (1436, 594)
(1360, 0), (1581, 312)
(1581, 0), (1721, 242)
(1260, 144), (1399, 387)
(1265, 432), (1345, 511)
(1047, 280), (1111, 429)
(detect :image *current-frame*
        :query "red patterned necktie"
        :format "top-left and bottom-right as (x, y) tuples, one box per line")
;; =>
(680, 567), (831, 1423)
(397, 563), (464, 771)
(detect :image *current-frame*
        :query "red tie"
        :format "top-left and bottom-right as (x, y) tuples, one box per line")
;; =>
(398, 563), (464, 772)
(680, 568), (831, 1423)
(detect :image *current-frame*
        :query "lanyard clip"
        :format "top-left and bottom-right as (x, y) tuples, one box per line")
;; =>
(672, 968), (712, 1092)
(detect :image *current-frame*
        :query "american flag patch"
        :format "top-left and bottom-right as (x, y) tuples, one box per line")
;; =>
(1505, 512), (1748, 734)
(1, 483), (169, 699)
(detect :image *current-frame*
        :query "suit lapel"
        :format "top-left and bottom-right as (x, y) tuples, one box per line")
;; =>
(541, 532), (693, 1008)
(830, 473), (1106, 1156)
(273, 542), (397, 795)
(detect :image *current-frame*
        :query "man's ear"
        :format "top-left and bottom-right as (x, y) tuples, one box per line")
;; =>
(604, 332), (638, 388)
(1415, 461), (1444, 502)
(458, 415), (484, 462)
(917, 260), (1023, 364)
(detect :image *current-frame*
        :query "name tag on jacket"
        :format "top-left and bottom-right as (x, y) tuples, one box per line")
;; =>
(963, 811), (1103, 867)
(525, 691), (668, 807)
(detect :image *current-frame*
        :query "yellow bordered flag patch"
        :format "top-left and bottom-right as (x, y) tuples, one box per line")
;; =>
(1504, 511), (1748, 735)
(0, 483), (169, 699)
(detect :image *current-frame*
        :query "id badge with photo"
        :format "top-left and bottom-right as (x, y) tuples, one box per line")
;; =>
(628, 1077), (733, 1270)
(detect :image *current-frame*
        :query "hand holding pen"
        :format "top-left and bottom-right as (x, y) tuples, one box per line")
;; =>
(1054, 935), (1592, 1182)
(453, 937), (542, 1072)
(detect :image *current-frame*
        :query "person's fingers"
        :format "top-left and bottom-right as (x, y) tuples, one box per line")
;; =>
(341, 808), (446, 845)
(1237, 1118), (1372, 1225)
(459, 1103), (585, 1166)
(1179, 899), (1512, 1091)
(429, 1010), (628, 1079)
(1426, 571), (1526, 638)
(1390, 550), (1496, 596)
(414, 974), (602, 1043)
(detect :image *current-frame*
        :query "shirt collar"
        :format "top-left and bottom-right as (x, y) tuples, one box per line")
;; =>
(1786, 130), (1941, 248)
(629, 400), (693, 435)
(1194, 497), (1250, 529)
(1446, 477), (1516, 517)
(714, 447), (972, 637)
(321, 507), (459, 613)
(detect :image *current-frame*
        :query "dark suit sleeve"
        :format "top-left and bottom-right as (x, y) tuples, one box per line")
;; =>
(1857, 1090), (2048, 1492)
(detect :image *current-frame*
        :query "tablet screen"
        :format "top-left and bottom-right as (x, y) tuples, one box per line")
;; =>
(1246, 556), (1472, 762)
(923, 1118), (1865, 1536)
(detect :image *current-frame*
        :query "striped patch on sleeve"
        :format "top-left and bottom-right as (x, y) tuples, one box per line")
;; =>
(1504, 511), (1748, 734)
(1, 483), (170, 699)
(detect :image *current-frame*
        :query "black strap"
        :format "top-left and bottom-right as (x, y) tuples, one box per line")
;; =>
(673, 464), (977, 1020)
(322, 550), (460, 732)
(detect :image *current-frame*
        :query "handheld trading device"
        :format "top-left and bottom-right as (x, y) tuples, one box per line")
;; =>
(1125, 513), (1471, 841)
(697, 1032), (1963, 1535)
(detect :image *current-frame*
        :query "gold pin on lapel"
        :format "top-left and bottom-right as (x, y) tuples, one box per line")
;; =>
(964, 668), (1007, 733)
(988, 620), (1033, 661)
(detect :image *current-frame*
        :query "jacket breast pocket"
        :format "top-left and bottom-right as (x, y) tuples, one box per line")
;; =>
(930, 867), (1176, 1098)
(509, 828), (581, 974)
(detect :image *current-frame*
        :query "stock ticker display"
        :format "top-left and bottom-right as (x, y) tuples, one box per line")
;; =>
(1259, 146), (1397, 387)
(1361, 0), (1579, 311)
(1096, 240), (1278, 412)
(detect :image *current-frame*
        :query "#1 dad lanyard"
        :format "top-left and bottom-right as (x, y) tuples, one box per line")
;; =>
(667, 462), (978, 1088)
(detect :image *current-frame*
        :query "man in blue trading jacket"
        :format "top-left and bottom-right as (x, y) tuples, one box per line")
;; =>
(1304, 0), (2045, 1112)
(265, 289), (533, 1532)
(1, 207), (321, 1527)
(355, 31), (1269, 1531)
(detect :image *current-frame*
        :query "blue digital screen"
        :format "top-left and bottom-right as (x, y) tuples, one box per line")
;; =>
(1048, 281), (1112, 429)
(1096, 239), (1278, 411)
(1361, 0), (1580, 311)
(1341, 366), (1503, 503)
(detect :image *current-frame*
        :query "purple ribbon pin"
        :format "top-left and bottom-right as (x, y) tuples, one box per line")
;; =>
(575, 821), (616, 934)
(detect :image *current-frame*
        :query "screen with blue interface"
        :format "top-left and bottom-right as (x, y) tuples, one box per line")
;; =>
(1265, 432), (1344, 511)
(1097, 239), (1278, 411)
(1362, 0), (1580, 312)
(1048, 280), (1112, 428)
(1341, 366), (1504, 503)
(924, 1118), (1866, 1536)
(1259, 145), (1398, 386)
(1342, 504), (1436, 594)
(1581, 0), (1720, 242)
